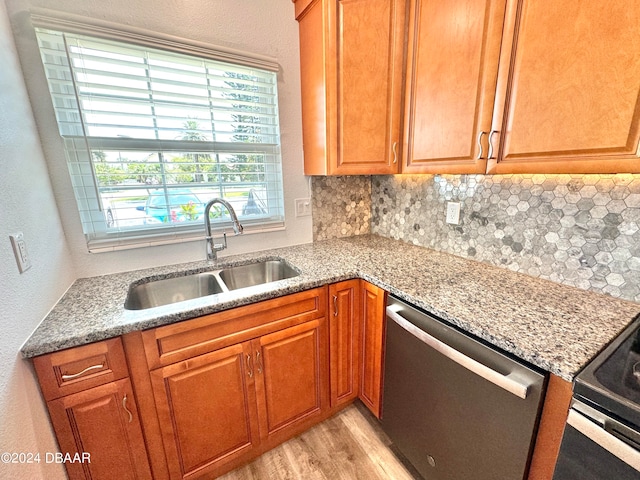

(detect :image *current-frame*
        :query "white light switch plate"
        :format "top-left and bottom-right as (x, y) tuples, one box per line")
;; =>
(9, 232), (32, 273)
(445, 201), (461, 225)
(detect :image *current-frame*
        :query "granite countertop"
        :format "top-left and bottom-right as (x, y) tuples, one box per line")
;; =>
(21, 235), (640, 381)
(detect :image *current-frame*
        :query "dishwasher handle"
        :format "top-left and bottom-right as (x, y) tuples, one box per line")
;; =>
(386, 306), (530, 400)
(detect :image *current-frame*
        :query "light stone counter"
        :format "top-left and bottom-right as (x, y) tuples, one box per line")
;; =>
(21, 235), (640, 381)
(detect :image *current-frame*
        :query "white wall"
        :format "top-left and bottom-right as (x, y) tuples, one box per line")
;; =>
(0, 1), (75, 478)
(6, 0), (308, 278)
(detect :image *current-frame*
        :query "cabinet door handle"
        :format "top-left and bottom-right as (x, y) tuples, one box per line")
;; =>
(122, 394), (133, 423)
(246, 354), (253, 378)
(61, 363), (105, 380)
(488, 130), (499, 160)
(476, 131), (486, 159)
(255, 351), (263, 374)
(333, 295), (338, 317)
(392, 141), (398, 164)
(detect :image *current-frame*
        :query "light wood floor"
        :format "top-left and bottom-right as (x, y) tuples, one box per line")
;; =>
(218, 402), (421, 480)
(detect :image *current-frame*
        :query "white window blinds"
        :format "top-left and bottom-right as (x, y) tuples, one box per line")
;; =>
(34, 26), (285, 252)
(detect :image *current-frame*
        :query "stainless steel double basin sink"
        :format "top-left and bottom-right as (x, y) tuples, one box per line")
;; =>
(124, 259), (300, 310)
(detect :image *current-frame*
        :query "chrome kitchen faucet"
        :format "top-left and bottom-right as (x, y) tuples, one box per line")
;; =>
(204, 198), (243, 262)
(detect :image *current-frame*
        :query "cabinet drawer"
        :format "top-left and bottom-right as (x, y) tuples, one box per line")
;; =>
(142, 287), (327, 369)
(33, 338), (129, 401)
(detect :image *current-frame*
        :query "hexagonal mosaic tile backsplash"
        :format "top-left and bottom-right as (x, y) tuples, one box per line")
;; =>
(312, 174), (640, 303)
(312, 176), (371, 241)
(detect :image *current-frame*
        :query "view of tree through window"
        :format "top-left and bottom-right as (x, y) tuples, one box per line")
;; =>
(35, 28), (284, 248)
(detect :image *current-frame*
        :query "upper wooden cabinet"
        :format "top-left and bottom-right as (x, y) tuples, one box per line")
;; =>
(403, 0), (640, 174)
(403, 0), (507, 174)
(294, 0), (406, 175)
(295, 0), (640, 175)
(488, 1), (640, 174)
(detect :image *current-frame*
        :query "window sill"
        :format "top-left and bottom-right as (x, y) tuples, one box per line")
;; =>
(87, 223), (286, 253)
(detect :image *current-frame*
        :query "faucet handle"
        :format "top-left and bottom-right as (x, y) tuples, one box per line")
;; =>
(206, 232), (228, 261)
(213, 232), (228, 252)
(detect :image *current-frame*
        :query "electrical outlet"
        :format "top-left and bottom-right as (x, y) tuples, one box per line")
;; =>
(295, 198), (312, 217)
(9, 232), (32, 273)
(445, 201), (461, 225)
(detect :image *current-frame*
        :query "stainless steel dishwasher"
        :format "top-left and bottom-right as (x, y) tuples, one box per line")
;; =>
(382, 296), (546, 480)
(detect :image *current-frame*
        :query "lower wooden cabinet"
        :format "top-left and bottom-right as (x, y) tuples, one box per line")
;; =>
(255, 319), (327, 442)
(33, 283), (387, 479)
(328, 280), (387, 418)
(329, 280), (361, 407)
(359, 281), (386, 418)
(31, 280), (576, 479)
(150, 342), (260, 479)
(33, 340), (152, 480)
(149, 318), (328, 479)
(46, 378), (152, 480)
(30, 281), (576, 479)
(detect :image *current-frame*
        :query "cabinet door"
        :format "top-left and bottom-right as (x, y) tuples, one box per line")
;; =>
(489, 1), (640, 174)
(403, 0), (507, 173)
(296, 0), (406, 175)
(253, 319), (329, 443)
(331, 0), (406, 175)
(329, 280), (361, 407)
(149, 342), (260, 480)
(359, 281), (386, 418)
(47, 378), (152, 480)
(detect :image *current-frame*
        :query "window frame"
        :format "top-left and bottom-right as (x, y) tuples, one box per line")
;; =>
(31, 12), (286, 252)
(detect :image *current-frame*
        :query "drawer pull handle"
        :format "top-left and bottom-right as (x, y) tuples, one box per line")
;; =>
(477, 131), (486, 159)
(256, 351), (263, 374)
(246, 354), (253, 378)
(61, 363), (105, 380)
(122, 395), (133, 423)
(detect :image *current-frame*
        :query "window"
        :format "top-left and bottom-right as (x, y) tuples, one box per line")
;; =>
(34, 26), (284, 251)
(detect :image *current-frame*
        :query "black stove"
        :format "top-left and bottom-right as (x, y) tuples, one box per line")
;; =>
(575, 315), (640, 432)
(553, 315), (640, 479)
